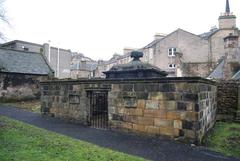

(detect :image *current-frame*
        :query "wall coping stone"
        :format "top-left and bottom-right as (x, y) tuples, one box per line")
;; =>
(40, 77), (216, 85)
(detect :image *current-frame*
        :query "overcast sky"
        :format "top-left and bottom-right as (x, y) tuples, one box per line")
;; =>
(2, 0), (240, 60)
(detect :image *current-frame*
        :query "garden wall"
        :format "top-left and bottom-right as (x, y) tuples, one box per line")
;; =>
(217, 80), (240, 121)
(0, 72), (49, 102)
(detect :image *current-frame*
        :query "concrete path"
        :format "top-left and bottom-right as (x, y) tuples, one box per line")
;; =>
(0, 105), (239, 161)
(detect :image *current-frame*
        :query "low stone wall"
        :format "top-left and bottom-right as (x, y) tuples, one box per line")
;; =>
(217, 80), (240, 121)
(0, 72), (49, 102)
(40, 77), (217, 144)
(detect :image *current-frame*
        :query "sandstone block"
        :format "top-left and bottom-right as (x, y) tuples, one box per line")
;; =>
(124, 98), (137, 108)
(154, 119), (173, 127)
(133, 124), (146, 132)
(181, 112), (198, 121)
(146, 100), (159, 109)
(154, 110), (167, 119)
(138, 117), (154, 125)
(145, 126), (160, 134)
(137, 100), (146, 109)
(159, 101), (176, 110)
(174, 120), (182, 129)
(159, 127), (175, 136)
(167, 111), (181, 120)
(148, 92), (164, 100)
(144, 109), (156, 117)
(122, 122), (133, 130)
(184, 129), (196, 139)
(123, 115), (138, 124)
(112, 84), (121, 91)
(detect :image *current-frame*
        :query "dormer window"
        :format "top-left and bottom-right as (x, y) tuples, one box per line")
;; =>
(21, 46), (29, 51)
(168, 48), (176, 57)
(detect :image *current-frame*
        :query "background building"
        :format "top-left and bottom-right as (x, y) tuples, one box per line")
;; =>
(94, 0), (240, 79)
(1, 40), (72, 79)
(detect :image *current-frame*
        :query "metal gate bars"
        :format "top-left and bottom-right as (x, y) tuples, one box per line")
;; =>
(88, 90), (108, 129)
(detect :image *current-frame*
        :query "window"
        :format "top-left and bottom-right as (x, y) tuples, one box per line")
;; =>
(21, 46), (29, 51)
(168, 48), (176, 57)
(168, 64), (176, 68)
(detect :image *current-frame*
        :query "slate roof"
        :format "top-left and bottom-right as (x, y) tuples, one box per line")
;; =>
(232, 70), (240, 80)
(207, 58), (225, 79)
(0, 48), (54, 75)
(199, 29), (219, 39)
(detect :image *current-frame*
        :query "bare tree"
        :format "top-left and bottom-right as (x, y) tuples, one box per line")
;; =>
(0, 0), (9, 41)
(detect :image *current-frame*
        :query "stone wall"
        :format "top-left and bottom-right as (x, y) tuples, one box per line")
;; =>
(40, 77), (217, 144)
(217, 80), (240, 121)
(0, 72), (49, 102)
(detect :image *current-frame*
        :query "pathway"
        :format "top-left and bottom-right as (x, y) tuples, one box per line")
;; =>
(0, 105), (239, 161)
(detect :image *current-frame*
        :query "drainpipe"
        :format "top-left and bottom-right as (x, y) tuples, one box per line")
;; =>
(57, 47), (60, 78)
(48, 40), (51, 62)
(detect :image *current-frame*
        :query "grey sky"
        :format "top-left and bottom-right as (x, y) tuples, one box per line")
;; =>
(2, 0), (240, 60)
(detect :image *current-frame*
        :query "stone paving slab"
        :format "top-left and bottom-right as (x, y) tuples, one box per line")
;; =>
(0, 105), (239, 161)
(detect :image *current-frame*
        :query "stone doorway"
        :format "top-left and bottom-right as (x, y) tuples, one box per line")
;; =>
(88, 90), (108, 129)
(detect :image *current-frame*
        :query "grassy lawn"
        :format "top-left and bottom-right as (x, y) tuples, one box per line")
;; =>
(0, 116), (146, 161)
(0, 100), (41, 113)
(205, 121), (240, 158)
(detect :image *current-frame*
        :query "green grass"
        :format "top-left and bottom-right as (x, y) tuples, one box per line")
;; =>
(205, 121), (240, 158)
(0, 116), (146, 161)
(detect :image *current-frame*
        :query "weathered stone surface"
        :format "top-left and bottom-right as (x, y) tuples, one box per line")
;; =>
(123, 98), (137, 108)
(133, 124), (146, 132)
(122, 84), (133, 91)
(137, 117), (154, 125)
(123, 115), (138, 124)
(124, 109), (143, 116)
(154, 119), (173, 127)
(137, 100), (146, 109)
(182, 120), (193, 130)
(112, 114), (124, 121)
(154, 110), (167, 119)
(134, 83), (145, 92)
(182, 93), (198, 101)
(159, 127), (178, 137)
(136, 92), (148, 99)
(181, 112), (198, 121)
(174, 120), (182, 129)
(167, 111), (181, 120)
(112, 84), (121, 91)
(159, 101), (176, 110)
(148, 92), (164, 100)
(145, 126), (160, 134)
(122, 122), (133, 130)
(159, 84), (176, 92)
(146, 100), (159, 109)
(145, 83), (160, 92)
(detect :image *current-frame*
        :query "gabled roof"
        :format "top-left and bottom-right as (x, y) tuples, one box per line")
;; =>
(232, 70), (240, 80)
(207, 58), (225, 79)
(0, 48), (54, 75)
(199, 29), (219, 39)
(142, 28), (204, 50)
(0, 40), (42, 47)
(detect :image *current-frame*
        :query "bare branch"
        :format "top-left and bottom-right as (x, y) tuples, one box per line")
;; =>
(0, 0), (9, 41)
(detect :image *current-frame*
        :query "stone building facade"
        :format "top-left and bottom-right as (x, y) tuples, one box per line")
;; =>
(94, 0), (240, 79)
(0, 48), (53, 101)
(41, 77), (217, 144)
(70, 53), (97, 79)
(1, 40), (72, 79)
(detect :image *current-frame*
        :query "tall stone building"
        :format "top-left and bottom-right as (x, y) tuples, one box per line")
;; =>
(95, 0), (240, 79)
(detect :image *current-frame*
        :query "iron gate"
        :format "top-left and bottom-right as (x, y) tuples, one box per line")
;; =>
(88, 91), (108, 129)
